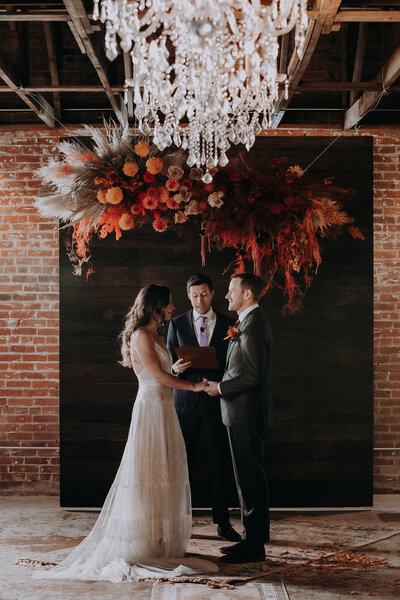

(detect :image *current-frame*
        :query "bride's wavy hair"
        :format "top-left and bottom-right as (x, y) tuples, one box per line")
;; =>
(119, 284), (171, 368)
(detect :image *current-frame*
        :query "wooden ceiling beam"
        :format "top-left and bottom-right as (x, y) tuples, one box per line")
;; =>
(62, 0), (121, 120)
(0, 85), (124, 92)
(271, 0), (341, 128)
(43, 22), (61, 121)
(335, 10), (400, 23)
(299, 81), (387, 92)
(349, 23), (367, 106)
(0, 13), (69, 21)
(1, 81), (397, 94)
(344, 44), (400, 129)
(0, 51), (55, 127)
(307, 9), (400, 23)
(322, 0), (343, 34)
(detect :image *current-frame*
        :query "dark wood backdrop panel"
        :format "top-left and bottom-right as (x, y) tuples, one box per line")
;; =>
(60, 136), (373, 508)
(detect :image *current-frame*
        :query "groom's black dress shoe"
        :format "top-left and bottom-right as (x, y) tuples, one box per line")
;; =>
(219, 543), (265, 564)
(217, 523), (241, 542)
(220, 540), (243, 554)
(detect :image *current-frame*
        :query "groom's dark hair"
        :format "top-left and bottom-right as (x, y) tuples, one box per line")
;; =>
(186, 273), (214, 293)
(231, 273), (265, 302)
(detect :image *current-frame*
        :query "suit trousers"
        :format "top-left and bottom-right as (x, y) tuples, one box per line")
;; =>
(227, 426), (270, 546)
(177, 393), (232, 525)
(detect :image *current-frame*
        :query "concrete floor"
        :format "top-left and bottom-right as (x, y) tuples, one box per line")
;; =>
(1, 495), (399, 600)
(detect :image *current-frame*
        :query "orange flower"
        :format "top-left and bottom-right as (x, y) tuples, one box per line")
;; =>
(119, 213), (135, 230)
(123, 161), (139, 177)
(174, 211), (188, 224)
(105, 186), (123, 205)
(166, 179), (180, 192)
(94, 176), (104, 185)
(97, 189), (107, 204)
(130, 203), (144, 215)
(134, 141), (150, 157)
(166, 196), (181, 210)
(146, 157), (163, 175)
(224, 326), (241, 341)
(55, 164), (72, 178)
(153, 218), (168, 232)
(159, 187), (169, 203)
(143, 195), (158, 210)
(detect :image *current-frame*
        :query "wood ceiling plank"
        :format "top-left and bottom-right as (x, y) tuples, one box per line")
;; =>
(0, 13), (69, 21)
(0, 51), (55, 127)
(344, 44), (400, 129)
(43, 22), (61, 121)
(334, 10), (400, 23)
(349, 23), (367, 106)
(62, 0), (121, 119)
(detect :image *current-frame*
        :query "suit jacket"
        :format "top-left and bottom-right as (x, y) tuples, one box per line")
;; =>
(167, 309), (234, 415)
(219, 307), (273, 431)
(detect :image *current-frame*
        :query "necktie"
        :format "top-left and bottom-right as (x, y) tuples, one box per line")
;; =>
(199, 315), (208, 346)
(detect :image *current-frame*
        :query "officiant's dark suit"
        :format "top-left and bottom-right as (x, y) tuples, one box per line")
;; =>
(167, 274), (238, 539)
(206, 272), (273, 562)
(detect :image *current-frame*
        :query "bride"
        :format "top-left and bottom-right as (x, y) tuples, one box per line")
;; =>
(34, 284), (218, 582)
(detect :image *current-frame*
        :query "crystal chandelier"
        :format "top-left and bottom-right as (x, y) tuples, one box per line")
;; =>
(94, 0), (308, 178)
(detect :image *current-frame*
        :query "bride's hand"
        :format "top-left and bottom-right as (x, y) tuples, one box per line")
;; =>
(172, 358), (192, 374)
(192, 381), (206, 392)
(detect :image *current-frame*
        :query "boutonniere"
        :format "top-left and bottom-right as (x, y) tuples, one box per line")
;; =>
(224, 325), (241, 342)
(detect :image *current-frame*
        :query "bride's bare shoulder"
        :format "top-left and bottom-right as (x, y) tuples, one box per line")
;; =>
(131, 328), (155, 348)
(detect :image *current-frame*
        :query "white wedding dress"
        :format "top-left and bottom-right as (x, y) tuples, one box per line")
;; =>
(33, 331), (217, 582)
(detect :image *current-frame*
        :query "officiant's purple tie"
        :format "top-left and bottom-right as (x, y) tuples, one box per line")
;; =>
(199, 315), (208, 346)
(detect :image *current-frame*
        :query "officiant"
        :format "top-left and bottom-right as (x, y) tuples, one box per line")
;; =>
(167, 273), (240, 542)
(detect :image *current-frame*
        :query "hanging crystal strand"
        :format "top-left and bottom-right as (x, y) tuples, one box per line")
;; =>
(213, 132), (218, 167)
(92, 0), (99, 21)
(100, 0), (107, 23)
(200, 137), (206, 167)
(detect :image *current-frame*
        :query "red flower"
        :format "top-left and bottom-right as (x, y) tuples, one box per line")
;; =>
(181, 178), (193, 190)
(130, 203), (144, 215)
(166, 179), (180, 192)
(143, 195), (158, 210)
(143, 172), (155, 183)
(153, 218), (168, 232)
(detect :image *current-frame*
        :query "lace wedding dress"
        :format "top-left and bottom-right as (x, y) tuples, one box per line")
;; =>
(33, 331), (217, 582)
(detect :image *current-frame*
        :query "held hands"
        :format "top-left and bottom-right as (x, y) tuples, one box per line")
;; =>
(172, 358), (192, 374)
(191, 379), (219, 394)
(202, 379), (220, 397)
(192, 380), (206, 392)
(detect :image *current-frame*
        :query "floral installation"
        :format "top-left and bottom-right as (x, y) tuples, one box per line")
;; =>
(224, 326), (241, 342)
(35, 123), (364, 313)
(198, 156), (364, 313)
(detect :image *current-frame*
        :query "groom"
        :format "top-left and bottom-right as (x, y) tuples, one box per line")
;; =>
(204, 273), (273, 563)
(167, 273), (240, 542)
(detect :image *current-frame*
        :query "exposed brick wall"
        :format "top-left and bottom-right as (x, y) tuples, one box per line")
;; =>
(0, 124), (399, 496)
(0, 129), (61, 493)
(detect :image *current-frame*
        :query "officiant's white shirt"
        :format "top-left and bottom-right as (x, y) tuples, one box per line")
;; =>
(192, 307), (216, 346)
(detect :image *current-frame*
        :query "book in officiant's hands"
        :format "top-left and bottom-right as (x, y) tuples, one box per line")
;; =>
(174, 346), (220, 370)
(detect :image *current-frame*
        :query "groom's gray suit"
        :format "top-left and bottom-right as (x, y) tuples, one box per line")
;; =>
(219, 306), (273, 546)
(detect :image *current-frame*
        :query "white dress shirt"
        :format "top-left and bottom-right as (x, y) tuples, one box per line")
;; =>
(192, 307), (216, 346)
(237, 303), (259, 323)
